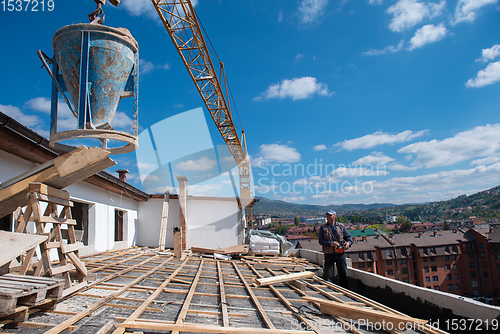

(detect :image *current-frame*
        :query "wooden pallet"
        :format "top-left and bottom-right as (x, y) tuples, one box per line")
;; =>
(0, 274), (64, 316)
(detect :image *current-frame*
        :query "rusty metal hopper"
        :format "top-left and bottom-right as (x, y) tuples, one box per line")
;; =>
(52, 24), (138, 127)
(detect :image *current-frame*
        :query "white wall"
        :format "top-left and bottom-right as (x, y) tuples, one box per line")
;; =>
(137, 197), (180, 248)
(186, 197), (242, 249)
(136, 196), (243, 249)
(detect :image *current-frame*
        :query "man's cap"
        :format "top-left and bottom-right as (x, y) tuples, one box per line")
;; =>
(325, 210), (336, 215)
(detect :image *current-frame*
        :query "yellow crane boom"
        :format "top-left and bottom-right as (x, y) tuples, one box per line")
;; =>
(151, 0), (251, 203)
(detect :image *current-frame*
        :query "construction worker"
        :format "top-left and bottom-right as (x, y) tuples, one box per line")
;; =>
(318, 210), (353, 288)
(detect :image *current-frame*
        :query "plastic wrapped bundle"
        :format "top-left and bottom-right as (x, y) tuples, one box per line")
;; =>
(245, 230), (292, 256)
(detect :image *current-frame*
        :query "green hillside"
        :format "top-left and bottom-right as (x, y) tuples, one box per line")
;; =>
(251, 185), (500, 221)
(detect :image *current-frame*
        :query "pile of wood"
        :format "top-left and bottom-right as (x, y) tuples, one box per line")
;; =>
(0, 274), (65, 318)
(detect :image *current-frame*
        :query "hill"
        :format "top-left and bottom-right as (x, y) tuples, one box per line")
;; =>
(251, 197), (394, 217)
(365, 185), (500, 221)
(251, 185), (500, 221)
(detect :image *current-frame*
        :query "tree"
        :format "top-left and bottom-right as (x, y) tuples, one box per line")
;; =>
(443, 221), (450, 230)
(294, 216), (300, 226)
(274, 225), (289, 235)
(396, 215), (412, 232)
(337, 216), (349, 224)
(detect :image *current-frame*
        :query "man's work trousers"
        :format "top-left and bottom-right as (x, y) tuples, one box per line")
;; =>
(323, 252), (348, 288)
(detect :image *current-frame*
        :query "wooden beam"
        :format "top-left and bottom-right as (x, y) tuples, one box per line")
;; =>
(192, 245), (248, 255)
(255, 271), (314, 286)
(302, 296), (428, 328)
(28, 183), (70, 200)
(217, 260), (229, 327)
(159, 191), (169, 252)
(118, 321), (313, 334)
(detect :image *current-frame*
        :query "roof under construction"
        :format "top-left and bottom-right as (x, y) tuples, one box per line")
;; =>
(0, 247), (443, 334)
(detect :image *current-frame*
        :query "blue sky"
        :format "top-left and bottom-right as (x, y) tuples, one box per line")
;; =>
(1, 0), (500, 206)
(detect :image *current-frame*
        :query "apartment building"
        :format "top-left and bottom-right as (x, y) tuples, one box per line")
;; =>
(346, 229), (500, 305)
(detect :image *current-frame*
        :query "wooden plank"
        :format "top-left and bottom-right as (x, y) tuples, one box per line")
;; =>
(217, 261), (229, 327)
(255, 271), (314, 286)
(253, 263), (305, 271)
(191, 245), (248, 255)
(173, 231), (182, 258)
(48, 263), (75, 276)
(0, 231), (47, 268)
(2, 274), (64, 285)
(29, 183), (70, 200)
(38, 215), (76, 225)
(232, 262), (275, 330)
(302, 296), (428, 327)
(52, 146), (109, 177)
(0, 165), (58, 204)
(66, 251), (88, 276)
(118, 321), (313, 333)
(159, 191), (169, 252)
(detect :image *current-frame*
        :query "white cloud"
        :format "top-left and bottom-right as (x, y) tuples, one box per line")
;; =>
(298, 0), (329, 24)
(25, 97), (51, 113)
(2, 104), (41, 127)
(386, 0), (445, 32)
(466, 61), (500, 88)
(399, 123), (500, 168)
(137, 161), (157, 171)
(313, 144), (327, 151)
(112, 111), (134, 132)
(368, 0), (384, 5)
(186, 183), (224, 197)
(336, 129), (428, 151)
(333, 166), (389, 178)
(122, 0), (199, 19)
(176, 156), (217, 171)
(254, 77), (332, 101)
(408, 24), (448, 50)
(476, 45), (500, 63)
(388, 163), (421, 171)
(363, 40), (404, 56)
(282, 196), (307, 203)
(122, 0), (158, 19)
(312, 164), (500, 204)
(453, 0), (497, 24)
(278, 9), (284, 22)
(295, 54), (305, 61)
(352, 152), (395, 166)
(257, 144), (301, 163)
(470, 156), (500, 165)
(147, 186), (176, 194)
(254, 184), (279, 194)
(140, 59), (171, 74)
(374, 163), (500, 195)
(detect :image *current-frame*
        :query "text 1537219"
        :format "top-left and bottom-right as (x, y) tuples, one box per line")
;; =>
(2, 0), (54, 11)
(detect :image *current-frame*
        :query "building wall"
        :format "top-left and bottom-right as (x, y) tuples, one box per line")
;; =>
(0, 150), (140, 256)
(137, 197), (243, 249)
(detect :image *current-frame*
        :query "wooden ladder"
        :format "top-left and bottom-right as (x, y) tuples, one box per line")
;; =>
(15, 183), (87, 296)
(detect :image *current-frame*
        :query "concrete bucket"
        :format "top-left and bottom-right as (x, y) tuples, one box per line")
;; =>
(39, 23), (139, 154)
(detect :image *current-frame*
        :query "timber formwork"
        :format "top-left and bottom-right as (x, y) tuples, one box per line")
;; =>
(0, 247), (444, 334)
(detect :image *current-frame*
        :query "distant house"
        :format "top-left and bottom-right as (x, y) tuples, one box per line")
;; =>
(349, 228), (386, 238)
(295, 239), (322, 252)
